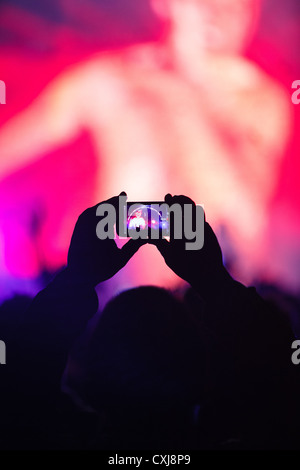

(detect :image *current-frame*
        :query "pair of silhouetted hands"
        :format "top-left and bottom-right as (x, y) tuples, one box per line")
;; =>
(67, 192), (229, 291)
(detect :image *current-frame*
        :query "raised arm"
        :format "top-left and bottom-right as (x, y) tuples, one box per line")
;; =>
(5, 193), (145, 447)
(153, 193), (299, 447)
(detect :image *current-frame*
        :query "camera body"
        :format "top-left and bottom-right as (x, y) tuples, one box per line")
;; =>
(117, 201), (170, 238)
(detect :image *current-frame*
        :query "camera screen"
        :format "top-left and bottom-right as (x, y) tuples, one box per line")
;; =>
(123, 202), (170, 238)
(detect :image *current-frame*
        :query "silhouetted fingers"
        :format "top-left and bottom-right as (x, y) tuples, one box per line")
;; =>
(164, 193), (173, 204)
(164, 193), (196, 207)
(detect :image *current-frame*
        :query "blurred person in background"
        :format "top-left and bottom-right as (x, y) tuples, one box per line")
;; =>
(0, 0), (291, 289)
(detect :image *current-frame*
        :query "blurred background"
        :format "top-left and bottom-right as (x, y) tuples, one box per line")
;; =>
(0, 0), (299, 310)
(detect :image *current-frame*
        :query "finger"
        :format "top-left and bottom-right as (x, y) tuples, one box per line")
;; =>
(95, 191), (128, 209)
(171, 195), (196, 206)
(164, 193), (173, 204)
(79, 193), (128, 220)
(105, 192), (127, 210)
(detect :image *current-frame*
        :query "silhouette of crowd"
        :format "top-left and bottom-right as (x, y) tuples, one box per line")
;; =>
(0, 193), (299, 450)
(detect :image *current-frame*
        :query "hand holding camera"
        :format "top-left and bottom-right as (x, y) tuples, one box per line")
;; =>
(67, 192), (230, 294)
